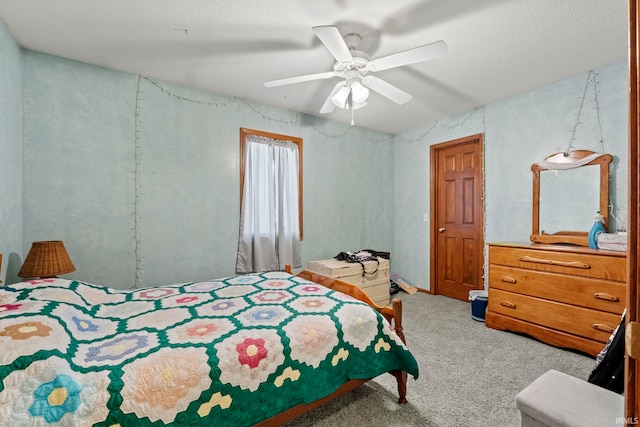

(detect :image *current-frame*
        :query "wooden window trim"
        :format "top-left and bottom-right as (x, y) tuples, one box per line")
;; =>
(239, 128), (303, 239)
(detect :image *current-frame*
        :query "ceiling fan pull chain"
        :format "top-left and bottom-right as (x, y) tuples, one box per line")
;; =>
(350, 92), (355, 126)
(351, 108), (355, 127)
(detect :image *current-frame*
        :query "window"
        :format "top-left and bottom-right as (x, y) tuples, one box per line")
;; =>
(236, 128), (303, 273)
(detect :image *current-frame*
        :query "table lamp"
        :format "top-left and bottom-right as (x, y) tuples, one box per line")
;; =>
(18, 240), (76, 279)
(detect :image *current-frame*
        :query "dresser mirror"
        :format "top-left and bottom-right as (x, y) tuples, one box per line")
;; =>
(531, 149), (612, 246)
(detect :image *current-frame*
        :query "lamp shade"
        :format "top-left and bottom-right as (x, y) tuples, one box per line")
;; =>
(18, 241), (76, 278)
(350, 81), (369, 104)
(331, 86), (351, 109)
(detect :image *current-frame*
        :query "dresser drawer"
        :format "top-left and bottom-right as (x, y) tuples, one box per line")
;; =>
(489, 246), (626, 281)
(489, 265), (626, 314)
(488, 288), (621, 343)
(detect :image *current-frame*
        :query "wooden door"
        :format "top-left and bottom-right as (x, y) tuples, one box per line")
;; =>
(430, 134), (484, 301)
(627, 0), (639, 419)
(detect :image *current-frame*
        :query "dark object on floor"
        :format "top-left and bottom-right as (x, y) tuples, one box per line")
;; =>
(469, 290), (488, 322)
(390, 280), (400, 295)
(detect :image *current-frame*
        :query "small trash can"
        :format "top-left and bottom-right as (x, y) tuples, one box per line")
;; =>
(468, 290), (488, 322)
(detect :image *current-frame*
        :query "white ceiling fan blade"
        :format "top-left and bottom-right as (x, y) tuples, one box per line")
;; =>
(264, 71), (336, 87)
(319, 81), (346, 114)
(312, 25), (353, 63)
(362, 76), (412, 105)
(367, 40), (447, 72)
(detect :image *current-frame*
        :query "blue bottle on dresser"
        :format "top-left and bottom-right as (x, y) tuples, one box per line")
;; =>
(588, 211), (606, 249)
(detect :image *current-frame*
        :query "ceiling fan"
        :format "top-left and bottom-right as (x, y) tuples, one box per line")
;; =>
(264, 25), (448, 116)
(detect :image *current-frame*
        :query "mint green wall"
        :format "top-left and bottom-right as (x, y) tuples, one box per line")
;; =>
(0, 20), (23, 285)
(393, 61), (628, 290)
(1, 18), (628, 291)
(21, 52), (394, 288)
(22, 52), (138, 288)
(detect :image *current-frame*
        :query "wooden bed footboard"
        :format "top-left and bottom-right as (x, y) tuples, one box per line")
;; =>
(296, 269), (409, 404)
(295, 269), (406, 345)
(256, 268), (411, 426)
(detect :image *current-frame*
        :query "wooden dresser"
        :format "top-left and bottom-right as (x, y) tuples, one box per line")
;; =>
(485, 242), (626, 357)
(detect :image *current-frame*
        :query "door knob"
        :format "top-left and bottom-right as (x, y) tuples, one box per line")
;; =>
(438, 227), (446, 233)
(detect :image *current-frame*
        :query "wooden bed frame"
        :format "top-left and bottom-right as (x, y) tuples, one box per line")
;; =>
(254, 268), (410, 426)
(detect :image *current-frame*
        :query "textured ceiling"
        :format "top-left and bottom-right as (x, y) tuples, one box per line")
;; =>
(0, 0), (629, 134)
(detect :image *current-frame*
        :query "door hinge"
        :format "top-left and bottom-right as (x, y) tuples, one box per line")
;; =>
(626, 321), (640, 360)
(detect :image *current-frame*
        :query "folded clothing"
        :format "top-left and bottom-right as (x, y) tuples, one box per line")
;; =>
(597, 233), (627, 252)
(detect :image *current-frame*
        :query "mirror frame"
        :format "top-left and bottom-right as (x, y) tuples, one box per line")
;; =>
(531, 149), (612, 246)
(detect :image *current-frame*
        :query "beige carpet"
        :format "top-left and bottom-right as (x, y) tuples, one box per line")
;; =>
(284, 291), (595, 427)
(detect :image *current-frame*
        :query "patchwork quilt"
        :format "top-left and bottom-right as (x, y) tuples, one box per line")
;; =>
(0, 271), (419, 426)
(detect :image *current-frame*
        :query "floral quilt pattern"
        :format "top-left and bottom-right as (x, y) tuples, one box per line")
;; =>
(0, 272), (419, 426)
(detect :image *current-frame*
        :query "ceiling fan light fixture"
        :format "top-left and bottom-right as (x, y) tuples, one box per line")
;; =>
(352, 101), (367, 110)
(266, 25), (448, 121)
(331, 86), (351, 108)
(350, 81), (369, 104)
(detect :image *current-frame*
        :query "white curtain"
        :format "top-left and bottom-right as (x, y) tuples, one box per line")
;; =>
(236, 135), (301, 273)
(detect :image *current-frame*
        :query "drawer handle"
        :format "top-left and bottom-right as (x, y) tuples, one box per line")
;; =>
(592, 323), (615, 334)
(500, 301), (516, 309)
(500, 276), (517, 283)
(518, 255), (591, 269)
(594, 292), (620, 302)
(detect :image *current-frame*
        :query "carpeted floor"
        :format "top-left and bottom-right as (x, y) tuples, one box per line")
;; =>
(283, 291), (596, 427)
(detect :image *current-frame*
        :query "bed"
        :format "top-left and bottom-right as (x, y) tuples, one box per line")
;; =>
(0, 268), (418, 426)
